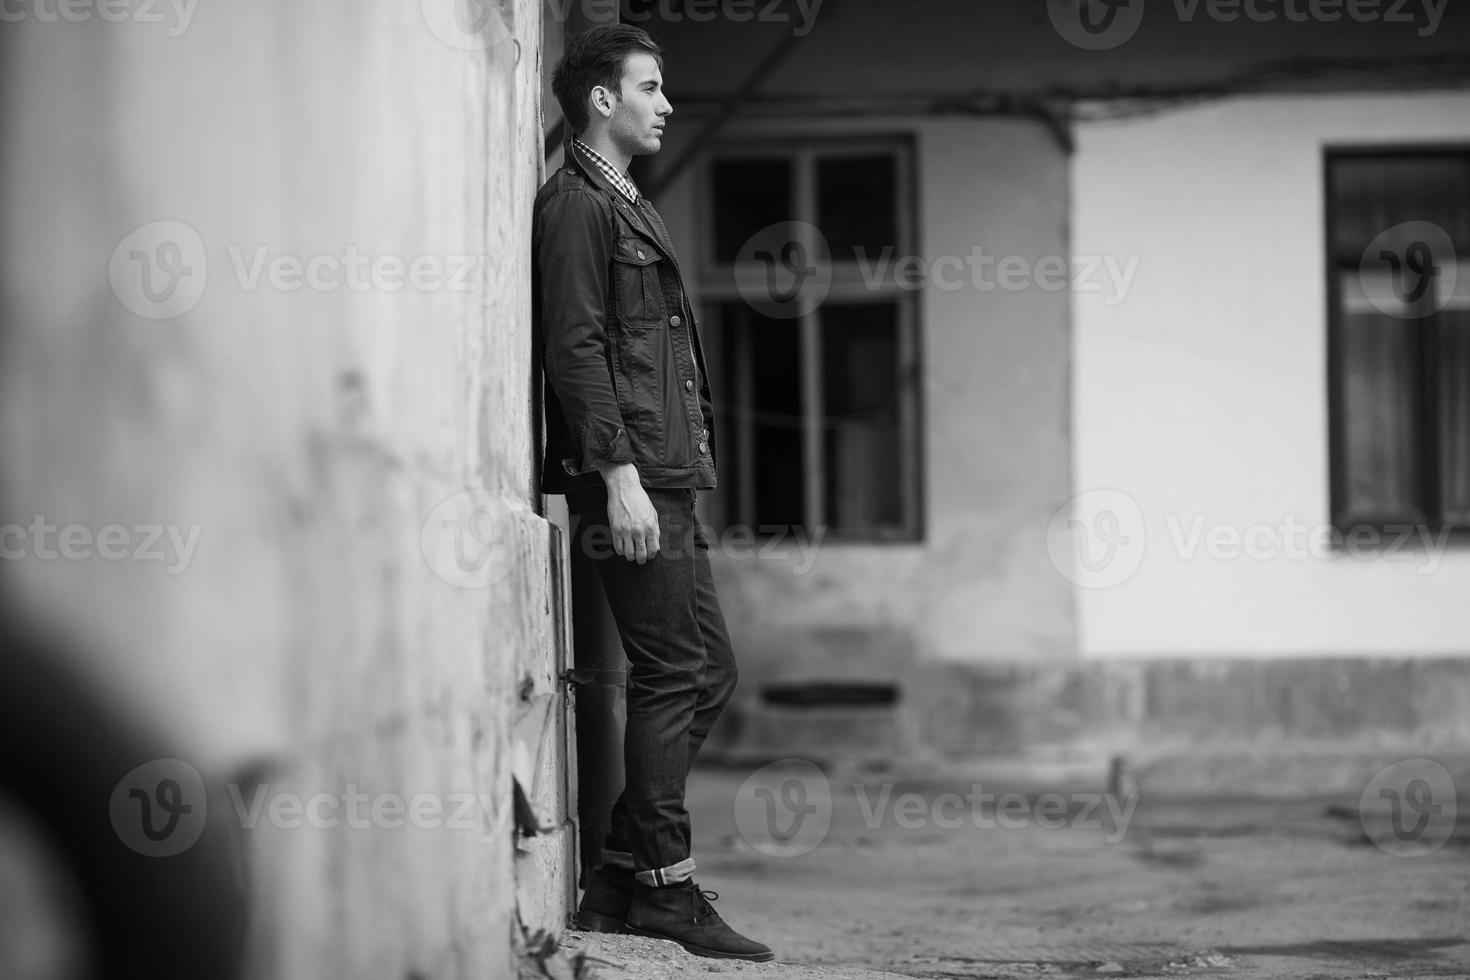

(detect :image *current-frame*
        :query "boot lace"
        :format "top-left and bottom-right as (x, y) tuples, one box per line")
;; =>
(692, 887), (720, 923)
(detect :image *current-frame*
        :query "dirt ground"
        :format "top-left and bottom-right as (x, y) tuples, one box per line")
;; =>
(559, 750), (1470, 980)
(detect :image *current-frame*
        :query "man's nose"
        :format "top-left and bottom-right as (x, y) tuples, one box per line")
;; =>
(658, 96), (673, 117)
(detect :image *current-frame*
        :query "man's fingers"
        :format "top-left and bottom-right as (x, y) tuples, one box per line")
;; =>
(615, 525), (660, 563)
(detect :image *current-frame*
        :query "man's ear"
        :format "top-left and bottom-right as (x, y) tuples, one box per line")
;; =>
(589, 85), (616, 120)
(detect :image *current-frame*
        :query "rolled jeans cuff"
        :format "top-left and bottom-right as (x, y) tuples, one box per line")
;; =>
(598, 848), (635, 872)
(635, 857), (696, 888)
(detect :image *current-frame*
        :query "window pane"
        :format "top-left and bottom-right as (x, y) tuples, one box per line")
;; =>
(712, 158), (792, 263)
(1337, 305), (1422, 520)
(821, 303), (902, 532)
(719, 302), (804, 529)
(818, 155), (897, 261)
(1437, 310), (1470, 525)
(1331, 156), (1470, 255)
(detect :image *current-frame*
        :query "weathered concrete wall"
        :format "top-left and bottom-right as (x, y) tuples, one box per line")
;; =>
(0, 1), (564, 976)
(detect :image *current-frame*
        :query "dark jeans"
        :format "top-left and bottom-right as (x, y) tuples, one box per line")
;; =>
(565, 484), (738, 879)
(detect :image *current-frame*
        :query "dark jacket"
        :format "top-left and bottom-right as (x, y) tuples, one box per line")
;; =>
(533, 139), (718, 495)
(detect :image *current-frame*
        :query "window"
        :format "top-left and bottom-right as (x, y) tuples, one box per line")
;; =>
(1326, 149), (1470, 532)
(699, 139), (922, 541)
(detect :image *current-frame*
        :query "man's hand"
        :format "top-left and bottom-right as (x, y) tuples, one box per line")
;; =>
(599, 463), (660, 563)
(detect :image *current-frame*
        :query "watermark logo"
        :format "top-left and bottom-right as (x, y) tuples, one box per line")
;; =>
(734, 759), (833, 857)
(1047, 489), (1148, 590)
(1359, 221), (1457, 319)
(736, 221), (832, 320)
(1048, 0), (1145, 51)
(1359, 759), (1458, 857)
(421, 490), (518, 589)
(421, 0), (514, 52)
(109, 220), (208, 320)
(109, 759), (209, 857)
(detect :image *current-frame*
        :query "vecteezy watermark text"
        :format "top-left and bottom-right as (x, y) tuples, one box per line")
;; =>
(109, 220), (491, 320)
(419, 489), (828, 589)
(1, 518), (201, 575)
(422, 0), (824, 52)
(854, 246), (1140, 307)
(1163, 514), (1451, 571)
(734, 221), (1141, 319)
(1048, 489), (1455, 590)
(110, 759), (509, 857)
(733, 761), (1139, 858)
(0, 0), (198, 36)
(567, 516), (826, 573)
(1048, 0), (1446, 51)
(620, 0), (824, 36)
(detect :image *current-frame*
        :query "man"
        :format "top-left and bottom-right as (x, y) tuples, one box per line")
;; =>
(533, 24), (773, 964)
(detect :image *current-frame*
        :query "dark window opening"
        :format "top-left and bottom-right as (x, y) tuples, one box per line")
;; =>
(1327, 149), (1470, 532)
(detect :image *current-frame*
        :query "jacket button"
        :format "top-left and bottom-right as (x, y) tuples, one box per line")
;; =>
(698, 441), (709, 454)
(670, 315), (681, 327)
(636, 249), (645, 260)
(685, 379), (694, 391)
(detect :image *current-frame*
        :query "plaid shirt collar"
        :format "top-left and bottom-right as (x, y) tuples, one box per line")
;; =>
(573, 137), (641, 205)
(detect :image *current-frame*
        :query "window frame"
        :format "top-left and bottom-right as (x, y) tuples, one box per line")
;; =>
(1324, 143), (1470, 537)
(695, 135), (925, 543)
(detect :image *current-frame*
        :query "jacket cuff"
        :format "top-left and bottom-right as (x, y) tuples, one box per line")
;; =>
(560, 415), (635, 476)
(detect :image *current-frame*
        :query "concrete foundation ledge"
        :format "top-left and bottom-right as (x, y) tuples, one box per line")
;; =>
(705, 657), (1470, 796)
(913, 656), (1470, 755)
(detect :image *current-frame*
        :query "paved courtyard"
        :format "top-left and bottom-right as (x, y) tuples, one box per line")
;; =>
(563, 751), (1470, 979)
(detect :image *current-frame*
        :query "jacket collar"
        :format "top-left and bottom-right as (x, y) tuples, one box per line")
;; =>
(565, 135), (637, 204)
(562, 135), (678, 263)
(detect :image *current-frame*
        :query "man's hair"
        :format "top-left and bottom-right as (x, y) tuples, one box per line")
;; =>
(552, 25), (663, 136)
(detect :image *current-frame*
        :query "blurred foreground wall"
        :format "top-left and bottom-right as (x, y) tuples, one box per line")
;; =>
(0, 1), (567, 976)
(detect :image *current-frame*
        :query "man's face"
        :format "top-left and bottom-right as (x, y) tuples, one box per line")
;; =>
(605, 53), (672, 157)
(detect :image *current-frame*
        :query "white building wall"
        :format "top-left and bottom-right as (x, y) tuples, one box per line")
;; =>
(1072, 92), (1470, 659)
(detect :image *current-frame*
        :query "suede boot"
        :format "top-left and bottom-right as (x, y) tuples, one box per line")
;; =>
(625, 880), (774, 962)
(574, 864), (635, 933)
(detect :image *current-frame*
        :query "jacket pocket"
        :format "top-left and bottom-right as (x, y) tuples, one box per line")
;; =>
(610, 318), (665, 461)
(612, 236), (664, 324)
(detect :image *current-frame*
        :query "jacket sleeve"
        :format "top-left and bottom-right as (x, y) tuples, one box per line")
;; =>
(536, 190), (635, 475)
